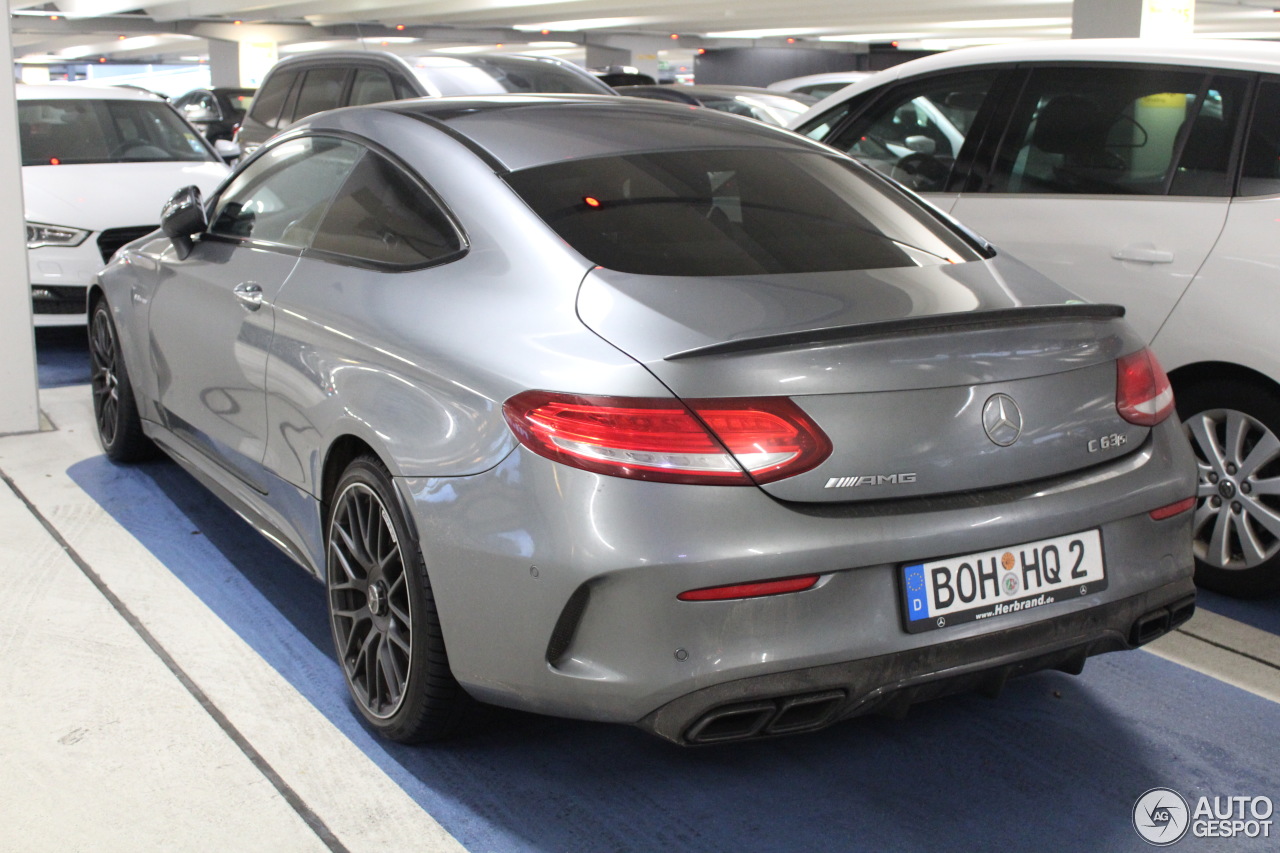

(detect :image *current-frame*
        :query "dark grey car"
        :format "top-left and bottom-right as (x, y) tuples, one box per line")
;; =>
(92, 95), (1197, 746)
(235, 50), (615, 157)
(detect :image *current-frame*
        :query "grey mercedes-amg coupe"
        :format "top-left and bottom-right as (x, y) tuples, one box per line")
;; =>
(90, 94), (1197, 745)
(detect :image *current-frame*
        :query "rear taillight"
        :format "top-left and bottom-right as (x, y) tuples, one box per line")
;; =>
(1116, 348), (1174, 426)
(502, 391), (832, 485)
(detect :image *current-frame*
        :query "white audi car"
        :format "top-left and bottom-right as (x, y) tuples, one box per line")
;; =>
(19, 84), (229, 325)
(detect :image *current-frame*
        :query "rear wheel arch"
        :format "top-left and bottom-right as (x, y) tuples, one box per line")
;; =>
(1167, 361), (1280, 401)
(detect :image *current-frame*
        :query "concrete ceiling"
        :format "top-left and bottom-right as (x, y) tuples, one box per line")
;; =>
(9, 0), (1280, 70)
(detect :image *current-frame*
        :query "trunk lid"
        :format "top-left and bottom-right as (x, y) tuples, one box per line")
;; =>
(577, 256), (1149, 503)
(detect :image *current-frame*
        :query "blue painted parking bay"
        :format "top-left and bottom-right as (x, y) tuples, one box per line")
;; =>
(7, 336), (1279, 851)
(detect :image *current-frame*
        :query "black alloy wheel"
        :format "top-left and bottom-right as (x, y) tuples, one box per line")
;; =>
(89, 300), (153, 462)
(326, 456), (473, 741)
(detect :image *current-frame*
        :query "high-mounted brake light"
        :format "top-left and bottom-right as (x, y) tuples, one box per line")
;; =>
(502, 391), (832, 485)
(1116, 348), (1174, 426)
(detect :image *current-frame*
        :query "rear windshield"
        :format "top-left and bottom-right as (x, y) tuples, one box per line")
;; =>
(19, 98), (216, 166)
(506, 148), (985, 276)
(410, 56), (611, 96)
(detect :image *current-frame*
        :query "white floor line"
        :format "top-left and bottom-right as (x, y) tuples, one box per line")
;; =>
(0, 384), (467, 853)
(1144, 609), (1280, 704)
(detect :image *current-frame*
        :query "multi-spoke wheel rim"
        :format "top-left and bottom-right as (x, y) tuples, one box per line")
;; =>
(328, 482), (413, 719)
(1183, 407), (1280, 570)
(89, 308), (120, 448)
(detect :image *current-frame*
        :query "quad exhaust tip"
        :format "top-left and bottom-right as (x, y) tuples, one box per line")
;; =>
(683, 690), (847, 745)
(1129, 595), (1195, 647)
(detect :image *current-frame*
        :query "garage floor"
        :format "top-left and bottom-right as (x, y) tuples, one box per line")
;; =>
(4, 331), (1279, 852)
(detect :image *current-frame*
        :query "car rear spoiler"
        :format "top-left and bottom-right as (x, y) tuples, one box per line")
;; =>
(664, 304), (1126, 361)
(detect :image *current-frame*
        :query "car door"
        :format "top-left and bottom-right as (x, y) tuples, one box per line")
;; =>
(949, 65), (1248, 343)
(260, 143), (467, 493)
(148, 135), (362, 491)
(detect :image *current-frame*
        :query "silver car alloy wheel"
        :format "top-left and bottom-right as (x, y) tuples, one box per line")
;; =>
(1183, 407), (1280, 570)
(328, 480), (413, 720)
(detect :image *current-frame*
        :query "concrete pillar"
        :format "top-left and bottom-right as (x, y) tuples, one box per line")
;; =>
(1073, 0), (1194, 39)
(585, 36), (665, 81)
(207, 39), (242, 88)
(0, 18), (41, 435)
(585, 44), (631, 72)
(238, 39), (278, 88)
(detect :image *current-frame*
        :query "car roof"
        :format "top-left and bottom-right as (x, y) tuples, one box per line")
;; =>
(333, 94), (832, 171)
(17, 83), (166, 101)
(848, 37), (1280, 83)
(792, 38), (1280, 127)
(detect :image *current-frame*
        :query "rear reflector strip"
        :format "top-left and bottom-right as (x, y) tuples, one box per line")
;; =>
(678, 574), (820, 602)
(1149, 497), (1195, 521)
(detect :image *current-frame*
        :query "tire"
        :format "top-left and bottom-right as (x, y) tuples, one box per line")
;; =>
(89, 299), (155, 462)
(326, 455), (475, 742)
(1177, 377), (1280, 598)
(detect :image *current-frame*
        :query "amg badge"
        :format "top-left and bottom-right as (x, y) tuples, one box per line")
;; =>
(825, 473), (918, 489)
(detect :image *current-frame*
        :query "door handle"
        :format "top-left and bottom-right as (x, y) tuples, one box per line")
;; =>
(1112, 244), (1174, 264)
(233, 281), (264, 310)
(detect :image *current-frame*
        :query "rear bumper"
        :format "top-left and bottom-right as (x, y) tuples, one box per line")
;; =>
(640, 580), (1195, 744)
(397, 417), (1196, 739)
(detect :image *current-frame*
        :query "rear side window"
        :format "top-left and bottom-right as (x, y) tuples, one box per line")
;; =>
(350, 69), (396, 106)
(989, 66), (1242, 197)
(310, 151), (462, 267)
(292, 68), (349, 122)
(248, 69), (298, 129)
(506, 148), (984, 276)
(1240, 79), (1280, 197)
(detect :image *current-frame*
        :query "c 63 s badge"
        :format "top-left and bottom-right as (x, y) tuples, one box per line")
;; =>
(1088, 432), (1129, 453)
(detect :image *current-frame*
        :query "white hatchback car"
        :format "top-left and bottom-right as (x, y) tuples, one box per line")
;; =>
(19, 84), (229, 325)
(793, 39), (1280, 597)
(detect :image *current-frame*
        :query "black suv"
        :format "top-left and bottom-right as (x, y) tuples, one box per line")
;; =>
(235, 50), (616, 156)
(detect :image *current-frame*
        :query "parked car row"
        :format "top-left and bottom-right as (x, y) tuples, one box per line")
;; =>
(790, 38), (1280, 598)
(14, 39), (1278, 749)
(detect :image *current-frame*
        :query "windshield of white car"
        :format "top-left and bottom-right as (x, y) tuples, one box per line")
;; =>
(19, 98), (217, 166)
(507, 148), (985, 276)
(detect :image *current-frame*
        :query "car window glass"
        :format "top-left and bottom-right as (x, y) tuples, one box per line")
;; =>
(409, 56), (609, 96)
(350, 69), (396, 106)
(310, 151), (462, 266)
(18, 99), (214, 165)
(208, 136), (362, 247)
(248, 69), (297, 129)
(506, 148), (985, 277)
(820, 71), (997, 193)
(1168, 77), (1246, 197)
(990, 66), (1217, 196)
(292, 68), (348, 122)
(1240, 79), (1280, 197)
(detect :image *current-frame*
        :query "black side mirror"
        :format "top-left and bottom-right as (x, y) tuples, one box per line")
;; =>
(160, 185), (208, 260)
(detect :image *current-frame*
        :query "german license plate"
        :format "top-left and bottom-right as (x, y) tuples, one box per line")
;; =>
(901, 529), (1106, 634)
